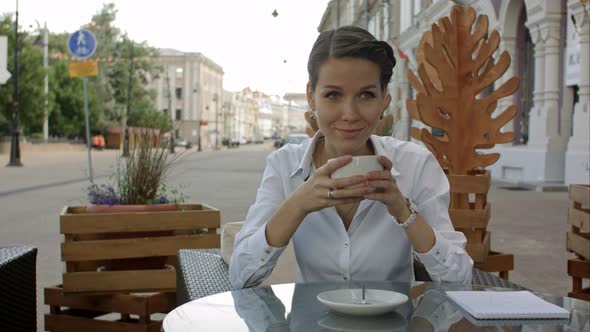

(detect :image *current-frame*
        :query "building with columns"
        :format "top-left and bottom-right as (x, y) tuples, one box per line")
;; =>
(151, 49), (224, 150)
(318, 0), (589, 186)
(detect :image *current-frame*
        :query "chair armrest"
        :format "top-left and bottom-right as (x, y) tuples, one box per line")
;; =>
(472, 267), (527, 290)
(0, 246), (38, 331)
(176, 249), (233, 306)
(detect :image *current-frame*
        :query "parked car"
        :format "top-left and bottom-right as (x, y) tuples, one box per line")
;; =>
(174, 137), (192, 149)
(275, 133), (309, 149)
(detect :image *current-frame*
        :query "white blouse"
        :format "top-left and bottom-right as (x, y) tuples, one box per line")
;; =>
(229, 132), (473, 289)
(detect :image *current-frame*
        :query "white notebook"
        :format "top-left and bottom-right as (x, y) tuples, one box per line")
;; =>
(445, 291), (570, 320)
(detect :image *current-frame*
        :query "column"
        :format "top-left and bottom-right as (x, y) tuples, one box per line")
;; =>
(540, 21), (563, 147)
(566, 0), (590, 184)
(524, 23), (546, 147)
(397, 59), (411, 141)
(497, 37), (517, 134)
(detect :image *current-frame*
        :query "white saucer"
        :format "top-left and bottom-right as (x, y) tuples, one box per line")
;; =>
(317, 289), (409, 316)
(318, 311), (407, 331)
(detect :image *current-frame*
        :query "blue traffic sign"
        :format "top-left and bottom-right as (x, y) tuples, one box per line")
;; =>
(67, 29), (97, 60)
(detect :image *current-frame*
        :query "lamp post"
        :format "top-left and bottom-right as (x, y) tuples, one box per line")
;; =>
(213, 93), (219, 150)
(34, 20), (49, 142)
(165, 66), (175, 153)
(123, 41), (134, 157)
(7, 0), (22, 167)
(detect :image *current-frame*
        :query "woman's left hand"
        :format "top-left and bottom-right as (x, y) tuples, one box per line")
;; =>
(363, 155), (411, 221)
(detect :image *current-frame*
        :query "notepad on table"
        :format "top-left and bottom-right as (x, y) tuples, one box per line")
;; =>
(445, 291), (570, 320)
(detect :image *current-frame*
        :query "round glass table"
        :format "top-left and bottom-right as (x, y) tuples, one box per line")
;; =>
(163, 281), (589, 332)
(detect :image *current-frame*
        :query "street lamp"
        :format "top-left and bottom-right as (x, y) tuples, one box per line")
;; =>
(7, 0), (22, 167)
(123, 41), (134, 157)
(33, 20), (49, 142)
(213, 93), (219, 150)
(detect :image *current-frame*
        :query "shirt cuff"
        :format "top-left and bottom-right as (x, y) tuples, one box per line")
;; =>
(414, 231), (455, 269)
(250, 224), (287, 267)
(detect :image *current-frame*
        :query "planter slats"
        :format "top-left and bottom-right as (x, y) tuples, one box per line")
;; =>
(58, 203), (221, 294)
(45, 285), (174, 332)
(566, 184), (590, 302)
(62, 234), (220, 261)
(447, 171), (491, 194)
(444, 170), (494, 264)
(465, 231), (490, 263)
(61, 204), (219, 234)
(475, 251), (514, 280)
(44, 286), (174, 315)
(568, 207), (590, 232)
(568, 258), (590, 279)
(567, 232), (590, 261)
(570, 184), (590, 206)
(63, 269), (176, 294)
(448, 203), (490, 229)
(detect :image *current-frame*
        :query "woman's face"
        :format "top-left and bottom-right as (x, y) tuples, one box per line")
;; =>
(307, 57), (391, 156)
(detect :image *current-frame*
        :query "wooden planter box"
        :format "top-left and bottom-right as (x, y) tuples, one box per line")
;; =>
(566, 184), (590, 301)
(567, 258), (590, 302)
(446, 170), (491, 263)
(474, 251), (514, 280)
(45, 285), (175, 332)
(567, 185), (590, 260)
(59, 204), (220, 294)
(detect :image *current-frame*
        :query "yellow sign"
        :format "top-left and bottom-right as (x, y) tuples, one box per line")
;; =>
(69, 61), (98, 78)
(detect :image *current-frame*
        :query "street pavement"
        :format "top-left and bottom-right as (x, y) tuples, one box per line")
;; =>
(0, 142), (576, 330)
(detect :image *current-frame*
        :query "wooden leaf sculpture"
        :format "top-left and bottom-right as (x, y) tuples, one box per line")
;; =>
(407, 5), (520, 175)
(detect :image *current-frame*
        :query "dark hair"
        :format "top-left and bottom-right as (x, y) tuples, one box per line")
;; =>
(307, 25), (396, 91)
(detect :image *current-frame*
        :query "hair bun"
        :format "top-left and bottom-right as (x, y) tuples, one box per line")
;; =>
(375, 40), (396, 68)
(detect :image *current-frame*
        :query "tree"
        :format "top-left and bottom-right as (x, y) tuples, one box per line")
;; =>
(87, 3), (164, 131)
(0, 14), (45, 136)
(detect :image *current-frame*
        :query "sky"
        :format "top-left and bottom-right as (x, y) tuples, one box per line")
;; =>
(0, 0), (330, 95)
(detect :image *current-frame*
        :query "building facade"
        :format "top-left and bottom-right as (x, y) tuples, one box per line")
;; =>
(318, 0), (590, 186)
(151, 49), (224, 150)
(283, 93), (310, 134)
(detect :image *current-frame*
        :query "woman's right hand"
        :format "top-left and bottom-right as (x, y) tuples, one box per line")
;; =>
(289, 155), (370, 214)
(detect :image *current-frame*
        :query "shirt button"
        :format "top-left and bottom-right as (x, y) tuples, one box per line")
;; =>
(344, 243), (348, 247)
(343, 276), (348, 280)
(435, 250), (440, 255)
(265, 249), (270, 254)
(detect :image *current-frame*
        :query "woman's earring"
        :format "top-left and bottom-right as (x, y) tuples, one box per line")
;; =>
(310, 110), (317, 121)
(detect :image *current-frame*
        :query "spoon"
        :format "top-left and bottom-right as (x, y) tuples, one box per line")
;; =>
(360, 284), (368, 304)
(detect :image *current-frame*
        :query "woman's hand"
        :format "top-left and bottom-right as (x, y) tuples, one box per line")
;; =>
(363, 155), (411, 221)
(290, 155), (369, 214)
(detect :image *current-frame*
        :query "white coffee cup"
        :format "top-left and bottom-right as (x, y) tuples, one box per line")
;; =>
(330, 155), (384, 179)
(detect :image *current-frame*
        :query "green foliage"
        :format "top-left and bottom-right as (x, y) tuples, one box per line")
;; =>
(0, 15), (45, 136)
(0, 3), (167, 139)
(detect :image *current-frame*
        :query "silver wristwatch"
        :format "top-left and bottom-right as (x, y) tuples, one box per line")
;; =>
(398, 198), (417, 229)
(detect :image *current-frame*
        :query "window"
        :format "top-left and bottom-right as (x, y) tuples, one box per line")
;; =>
(163, 108), (168, 114)
(176, 88), (182, 99)
(176, 109), (182, 120)
(176, 67), (183, 79)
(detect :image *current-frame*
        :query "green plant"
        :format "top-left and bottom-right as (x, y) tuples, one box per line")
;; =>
(87, 129), (186, 205)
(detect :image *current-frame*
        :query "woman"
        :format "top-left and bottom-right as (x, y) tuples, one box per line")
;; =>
(230, 26), (473, 289)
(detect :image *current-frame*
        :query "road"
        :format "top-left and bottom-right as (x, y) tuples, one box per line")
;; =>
(0, 142), (574, 330)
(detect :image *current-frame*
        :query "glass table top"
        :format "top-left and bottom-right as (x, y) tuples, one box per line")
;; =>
(164, 281), (590, 332)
